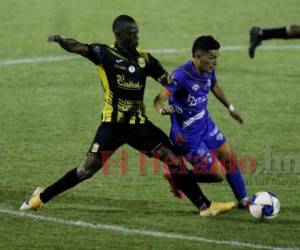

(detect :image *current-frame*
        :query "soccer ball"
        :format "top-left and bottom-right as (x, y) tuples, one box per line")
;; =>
(249, 191), (280, 220)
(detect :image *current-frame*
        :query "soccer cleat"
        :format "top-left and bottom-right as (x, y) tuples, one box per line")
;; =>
(163, 170), (184, 199)
(249, 27), (262, 58)
(19, 187), (44, 211)
(237, 197), (250, 209)
(200, 201), (235, 217)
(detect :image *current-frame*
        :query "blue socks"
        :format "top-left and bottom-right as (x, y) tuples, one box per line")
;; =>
(226, 167), (247, 200)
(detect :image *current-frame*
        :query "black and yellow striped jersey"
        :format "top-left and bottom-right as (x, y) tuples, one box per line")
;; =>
(86, 43), (167, 125)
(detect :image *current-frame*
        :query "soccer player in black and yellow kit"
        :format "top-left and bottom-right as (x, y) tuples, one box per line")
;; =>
(20, 15), (234, 216)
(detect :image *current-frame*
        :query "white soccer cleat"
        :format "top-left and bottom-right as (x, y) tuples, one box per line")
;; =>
(19, 187), (44, 211)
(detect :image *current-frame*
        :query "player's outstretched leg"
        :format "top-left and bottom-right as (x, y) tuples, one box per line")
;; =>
(156, 145), (211, 209)
(249, 26), (300, 58)
(163, 148), (225, 199)
(215, 143), (249, 209)
(157, 145), (234, 216)
(19, 155), (102, 211)
(226, 167), (249, 209)
(249, 27), (262, 58)
(19, 187), (45, 211)
(164, 171), (235, 217)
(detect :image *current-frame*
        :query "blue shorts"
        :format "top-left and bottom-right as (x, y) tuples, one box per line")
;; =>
(170, 114), (226, 170)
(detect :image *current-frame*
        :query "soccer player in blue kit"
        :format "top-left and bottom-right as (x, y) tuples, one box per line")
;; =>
(154, 35), (249, 208)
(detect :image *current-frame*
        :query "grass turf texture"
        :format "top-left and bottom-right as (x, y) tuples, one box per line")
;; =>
(0, 0), (300, 249)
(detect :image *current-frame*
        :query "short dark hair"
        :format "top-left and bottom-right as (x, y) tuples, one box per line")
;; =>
(112, 15), (136, 33)
(192, 35), (220, 56)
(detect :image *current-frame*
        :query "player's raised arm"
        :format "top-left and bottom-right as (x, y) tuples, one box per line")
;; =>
(211, 82), (244, 124)
(48, 35), (89, 57)
(153, 88), (174, 115)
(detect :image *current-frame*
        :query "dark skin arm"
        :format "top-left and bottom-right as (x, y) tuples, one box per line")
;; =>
(211, 82), (244, 124)
(48, 35), (89, 57)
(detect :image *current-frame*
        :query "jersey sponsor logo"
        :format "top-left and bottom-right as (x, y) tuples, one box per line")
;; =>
(118, 81), (142, 90)
(114, 64), (127, 71)
(187, 94), (207, 106)
(118, 99), (144, 112)
(138, 57), (146, 68)
(117, 74), (142, 90)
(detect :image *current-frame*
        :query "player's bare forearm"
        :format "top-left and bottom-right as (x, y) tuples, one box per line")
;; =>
(211, 83), (230, 108)
(212, 83), (244, 124)
(153, 92), (165, 112)
(153, 89), (173, 115)
(48, 35), (88, 57)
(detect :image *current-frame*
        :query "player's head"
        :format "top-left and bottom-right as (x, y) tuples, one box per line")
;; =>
(192, 35), (220, 72)
(112, 15), (139, 51)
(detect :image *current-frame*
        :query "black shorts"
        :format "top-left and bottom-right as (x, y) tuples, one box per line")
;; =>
(88, 120), (172, 158)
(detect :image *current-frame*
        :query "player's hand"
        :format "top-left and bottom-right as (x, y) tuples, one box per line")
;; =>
(159, 105), (174, 115)
(229, 110), (244, 124)
(48, 35), (65, 43)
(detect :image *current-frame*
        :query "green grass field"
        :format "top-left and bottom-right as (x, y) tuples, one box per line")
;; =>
(1, 0), (300, 249)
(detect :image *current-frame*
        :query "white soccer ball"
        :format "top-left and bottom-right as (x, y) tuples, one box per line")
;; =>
(249, 191), (280, 220)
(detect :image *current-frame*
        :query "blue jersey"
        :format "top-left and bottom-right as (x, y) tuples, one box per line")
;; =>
(166, 60), (226, 154)
(167, 60), (217, 113)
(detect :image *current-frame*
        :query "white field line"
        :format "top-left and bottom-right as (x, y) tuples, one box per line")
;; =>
(1, 44), (300, 66)
(0, 207), (299, 250)
(0, 55), (80, 66)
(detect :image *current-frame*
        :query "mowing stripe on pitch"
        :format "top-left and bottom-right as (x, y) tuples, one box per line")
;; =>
(0, 207), (298, 250)
(1, 44), (300, 66)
